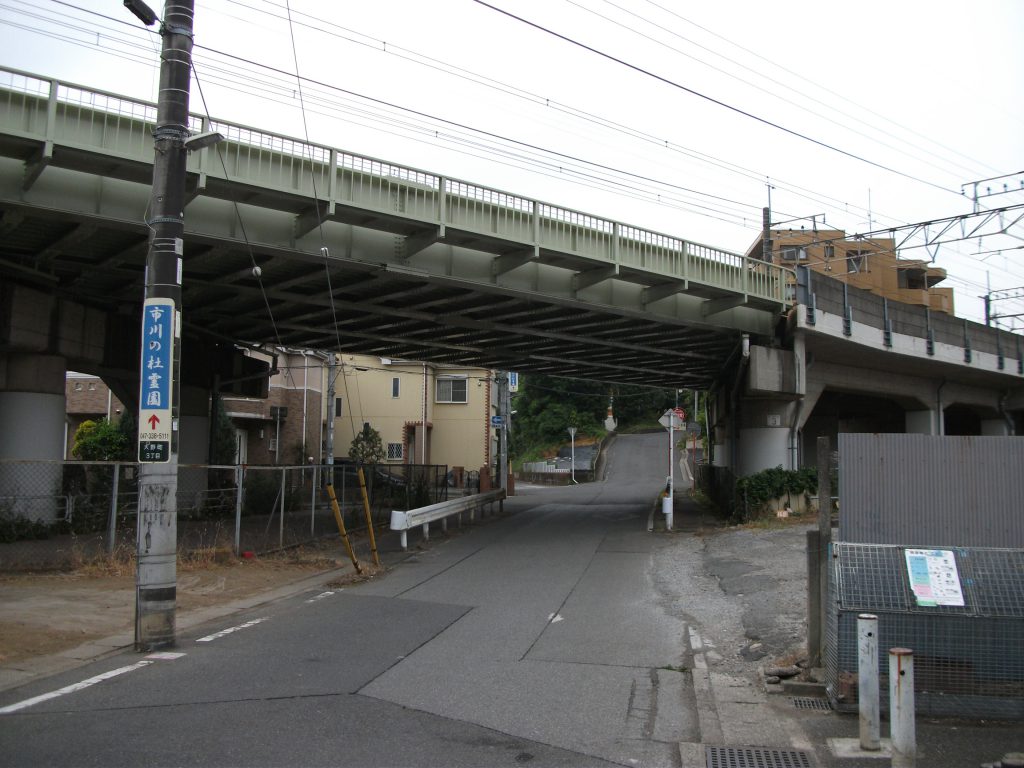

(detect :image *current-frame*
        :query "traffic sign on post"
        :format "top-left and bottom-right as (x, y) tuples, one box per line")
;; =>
(491, 414), (505, 427)
(659, 408), (686, 431)
(137, 298), (174, 462)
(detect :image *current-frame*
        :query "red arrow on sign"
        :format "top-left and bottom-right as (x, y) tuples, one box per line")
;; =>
(147, 414), (160, 430)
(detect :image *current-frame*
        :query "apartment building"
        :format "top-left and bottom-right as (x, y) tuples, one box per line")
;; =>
(748, 227), (955, 314)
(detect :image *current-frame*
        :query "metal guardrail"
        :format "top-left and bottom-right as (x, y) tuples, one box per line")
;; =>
(0, 66), (790, 306)
(390, 489), (505, 550)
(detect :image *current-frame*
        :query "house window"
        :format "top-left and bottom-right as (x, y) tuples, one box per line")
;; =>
(436, 377), (468, 403)
(780, 247), (807, 261)
(386, 442), (404, 460)
(824, 244), (835, 260)
(848, 250), (867, 273)
(391, 377), (400, 398)
(334, 397), (343, 418)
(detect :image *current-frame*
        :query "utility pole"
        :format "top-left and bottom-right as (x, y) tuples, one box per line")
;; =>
(132, 0), (196, 651)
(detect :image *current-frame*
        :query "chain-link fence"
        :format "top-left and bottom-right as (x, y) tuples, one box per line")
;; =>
(826, 542), (1024, 719)
(0, 460), (449, 567)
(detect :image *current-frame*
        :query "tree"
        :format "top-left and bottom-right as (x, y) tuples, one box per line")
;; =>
(209, 395), (238, 465)
(71, 418), (131, 461)
(349, 424), (385, 464)
(509, 374), (676, 458)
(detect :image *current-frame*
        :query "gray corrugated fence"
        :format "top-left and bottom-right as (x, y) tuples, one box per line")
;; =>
(838, 433), (1024, 548)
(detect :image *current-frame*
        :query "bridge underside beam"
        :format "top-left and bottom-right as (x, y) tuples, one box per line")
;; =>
(702, 295), (747, 317)
(492, 246), (538, 277)
(573, 265), (618, 292)
(0, 175), (779, 389)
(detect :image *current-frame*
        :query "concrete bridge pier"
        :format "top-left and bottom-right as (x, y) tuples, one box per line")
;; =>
(0, 352), (66, 522)
(177, 385), (213, 508)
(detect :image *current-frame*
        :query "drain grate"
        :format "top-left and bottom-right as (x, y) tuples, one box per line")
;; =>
(791, 696), (832, 712)
(706, 745), (812, 768)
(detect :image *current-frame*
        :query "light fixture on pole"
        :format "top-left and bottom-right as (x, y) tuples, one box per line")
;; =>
(182, 130), (223, 152)
(123, 0), (158, 26)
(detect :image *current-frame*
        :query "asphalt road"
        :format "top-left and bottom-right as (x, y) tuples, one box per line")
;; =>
(0, 432), (694, 768)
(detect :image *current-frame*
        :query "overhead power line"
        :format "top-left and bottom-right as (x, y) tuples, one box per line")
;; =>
(472, 0), (958, 196)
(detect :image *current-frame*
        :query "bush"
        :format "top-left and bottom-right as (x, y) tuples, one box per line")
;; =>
(733, 466), (817, 523)
(0, 512), (52, 543)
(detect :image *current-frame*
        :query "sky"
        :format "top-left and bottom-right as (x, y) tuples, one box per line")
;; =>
(2, 0), (1023, 326)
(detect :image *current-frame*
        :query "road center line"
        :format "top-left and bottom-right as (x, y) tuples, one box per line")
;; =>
(0, 661), (153, 715)
(196, 617), (269, 642)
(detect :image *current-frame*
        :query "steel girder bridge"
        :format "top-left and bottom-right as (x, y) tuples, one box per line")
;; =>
(0, 67), (790, 389)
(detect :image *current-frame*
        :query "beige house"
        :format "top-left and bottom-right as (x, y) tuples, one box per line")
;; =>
(748, 227), (955, 314)
(329, 354), (494, 474)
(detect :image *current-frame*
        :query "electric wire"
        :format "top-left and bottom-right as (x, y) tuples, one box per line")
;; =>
(637, 0), (1024, 183)
(4, 1), (1021, 315)
(190, 63), (286, 351)
(589, 0), (999, 182)
(471, 0), (958, 195)
(0, 3), (981, 237)
(282, 0), (363, 437)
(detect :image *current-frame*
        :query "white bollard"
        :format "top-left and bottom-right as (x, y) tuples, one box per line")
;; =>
(889, 647), (916, 767)
(857, 614), (880, 751)
(662, 495), (673, 531)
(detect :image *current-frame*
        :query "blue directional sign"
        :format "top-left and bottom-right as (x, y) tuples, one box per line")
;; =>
(491, 415), (505, 427)
(137, 298), (175, 462)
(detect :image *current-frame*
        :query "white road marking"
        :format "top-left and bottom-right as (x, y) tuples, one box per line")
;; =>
(195, 617), (268, 642)
(0, 661), (152, 715)
(304, 591), (336, 604)
(547, 613), (565, 624)
(145, 652), (186, 660)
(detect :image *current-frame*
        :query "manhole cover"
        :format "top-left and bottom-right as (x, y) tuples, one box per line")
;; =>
(706, 745), (813, 768)
(791, 697), (831, 711)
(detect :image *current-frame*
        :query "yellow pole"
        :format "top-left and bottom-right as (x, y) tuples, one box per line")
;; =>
(357, 467), (380, 567)
(326, 483), (362, 575)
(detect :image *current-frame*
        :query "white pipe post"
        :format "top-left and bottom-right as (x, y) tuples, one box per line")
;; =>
(107, 463), (120, 554)
(568, 426), (577, 484)
(233, 465), (243, 555)
(663, 416), (674, 530)
(889, 647), (916, 767)
(857, 613), (880, 751)
(278, 467), (286, 549)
